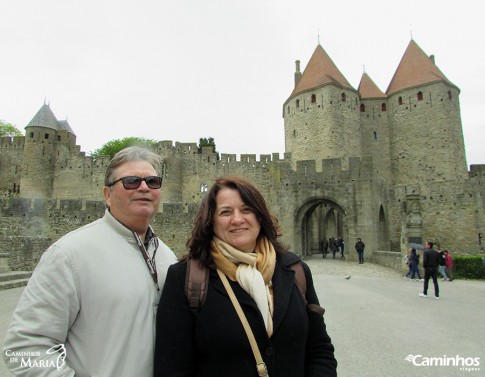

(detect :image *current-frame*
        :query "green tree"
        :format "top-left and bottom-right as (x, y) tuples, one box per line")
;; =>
(91, 137), (158, 159)
(198, 137), (217, 154)
(0, 119), (22, 137)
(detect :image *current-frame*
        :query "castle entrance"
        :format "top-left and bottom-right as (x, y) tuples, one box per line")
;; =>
(294, 198), (346, 257)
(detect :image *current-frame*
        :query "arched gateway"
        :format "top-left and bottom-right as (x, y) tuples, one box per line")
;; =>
(294, 198), (346, 257)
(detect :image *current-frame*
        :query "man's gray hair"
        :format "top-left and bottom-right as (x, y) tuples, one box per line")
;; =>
(104, 146), (161, 186)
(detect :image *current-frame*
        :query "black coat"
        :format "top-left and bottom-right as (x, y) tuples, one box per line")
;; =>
(423, 249), (440, 270)
(154, 252), (337, 377)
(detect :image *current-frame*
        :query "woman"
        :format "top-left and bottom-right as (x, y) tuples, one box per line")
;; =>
(409, 248), (422, 280)
(154, 176), (337, 376)
(444, 250), (453, 281)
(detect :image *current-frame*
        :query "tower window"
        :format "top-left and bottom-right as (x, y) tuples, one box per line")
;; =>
(161, 161), (168, 178)
(360, 104), (365, 112)
(296, 99), (300, 108)
(341, 93), (346, 102)
(417, 91), (423, 101)
(374, 131), (377, 140)
(311, 94), (316, 103)
(398, 97), (403, 105)
(44, 133), (49, 139)
(381, 103), (387, 112)
(30, 132), (34, 138)
(448, 90), (452, 100)
(287, 106), (290, 114)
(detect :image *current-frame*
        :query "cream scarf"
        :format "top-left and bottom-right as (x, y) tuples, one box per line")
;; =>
(211, 236), (276, 336)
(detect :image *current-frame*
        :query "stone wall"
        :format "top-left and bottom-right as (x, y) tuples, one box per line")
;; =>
(372, 251), (403, 273)
(2, 236), (52, 271)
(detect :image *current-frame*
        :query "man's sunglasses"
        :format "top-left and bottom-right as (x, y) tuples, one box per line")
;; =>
(107, 176), (163, 190)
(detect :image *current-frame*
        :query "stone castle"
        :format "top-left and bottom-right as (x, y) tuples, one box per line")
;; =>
(1, 39), (484, 272)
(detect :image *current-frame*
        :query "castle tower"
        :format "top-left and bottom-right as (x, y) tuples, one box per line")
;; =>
(20, 103), (76, 198)
(283, 45), (361, 170)
(385, 40), (468, 186)
(358, 72), (392, 182)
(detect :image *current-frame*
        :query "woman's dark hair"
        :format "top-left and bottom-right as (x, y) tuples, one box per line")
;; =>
(186, 176), (288, 266)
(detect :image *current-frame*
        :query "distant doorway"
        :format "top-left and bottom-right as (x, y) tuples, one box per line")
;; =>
(295, 198), (346, 257)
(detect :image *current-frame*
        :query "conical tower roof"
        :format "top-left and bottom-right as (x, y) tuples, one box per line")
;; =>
(291, 45), (354, 97)
(57, 120), (76, 135)
(386, 40), (457, 96)
(26, 103), (59, 131)
(358, 72), (385, 99)
(26, 103), (76, 135)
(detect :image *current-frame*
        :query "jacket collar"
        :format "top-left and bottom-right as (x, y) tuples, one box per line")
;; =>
(103, 208), (155, 246)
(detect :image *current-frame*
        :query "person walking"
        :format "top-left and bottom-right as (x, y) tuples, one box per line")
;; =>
(321, 238), (329, 258)
(330, 237), (337, 259)
(409, 248), (422, 280)
(419, 241), (440, 299)
(444, 250), (454, 281)
(437, 247), (448, 281)
(338, 237), (345, 259)
(404, 249), (412, 279)
(154, 176), (337, 377)
(355, 238), (365, 264)
(2, 147), (177, 377)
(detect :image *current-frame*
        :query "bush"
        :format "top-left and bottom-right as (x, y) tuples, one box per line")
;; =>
(453, 256), (485, 280)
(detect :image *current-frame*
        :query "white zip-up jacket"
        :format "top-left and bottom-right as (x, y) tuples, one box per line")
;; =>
(3, 209), (177, 377)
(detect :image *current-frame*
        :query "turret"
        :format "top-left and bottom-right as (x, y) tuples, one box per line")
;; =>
(385, 40), (468, 185)
(358, 72), (392, 182)
(283, 45), (361, 170)
(20, 103), (76, 198)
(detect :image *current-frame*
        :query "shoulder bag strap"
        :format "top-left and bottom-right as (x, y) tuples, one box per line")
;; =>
(185, 258), (209, 313)
(216, 269), (269, 377)
(290, 262), (307, 303)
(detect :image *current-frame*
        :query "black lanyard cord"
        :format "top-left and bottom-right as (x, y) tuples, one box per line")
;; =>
(133, 231), (160, 292)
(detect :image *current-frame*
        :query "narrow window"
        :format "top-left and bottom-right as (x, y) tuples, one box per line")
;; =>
(311, 94), (316, 103)
(29, 132), (34, 138)
(296, 99), (300, 108)
(57, 135), (61, 141)
(341, 93), (346, 102)
(161, 161), (168, 178)
(360, 104), (365, 112)
(448, 90), (452, 100)
(287, 106), (290, 114)
(374, 131), (377, 140)
(44, 133), (49, 139)
(417, 92), (423, 101)
(381, 103), (387, 112)
(398, 97), (403, 105)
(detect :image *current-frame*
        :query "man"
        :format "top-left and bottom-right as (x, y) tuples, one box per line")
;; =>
(419, 241), (440, 299)
(355, 238), (365, 264)
(338, 236), (345, 259)
(3, 147), (177, 376)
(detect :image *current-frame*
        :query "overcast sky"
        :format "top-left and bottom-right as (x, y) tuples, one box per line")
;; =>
(1, 0), (483, 166)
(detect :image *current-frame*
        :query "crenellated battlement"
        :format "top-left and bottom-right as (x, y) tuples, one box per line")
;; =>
(469, 164), (485, 179)
(0, 197), (204, 218)
(0, 135), (25, 149)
